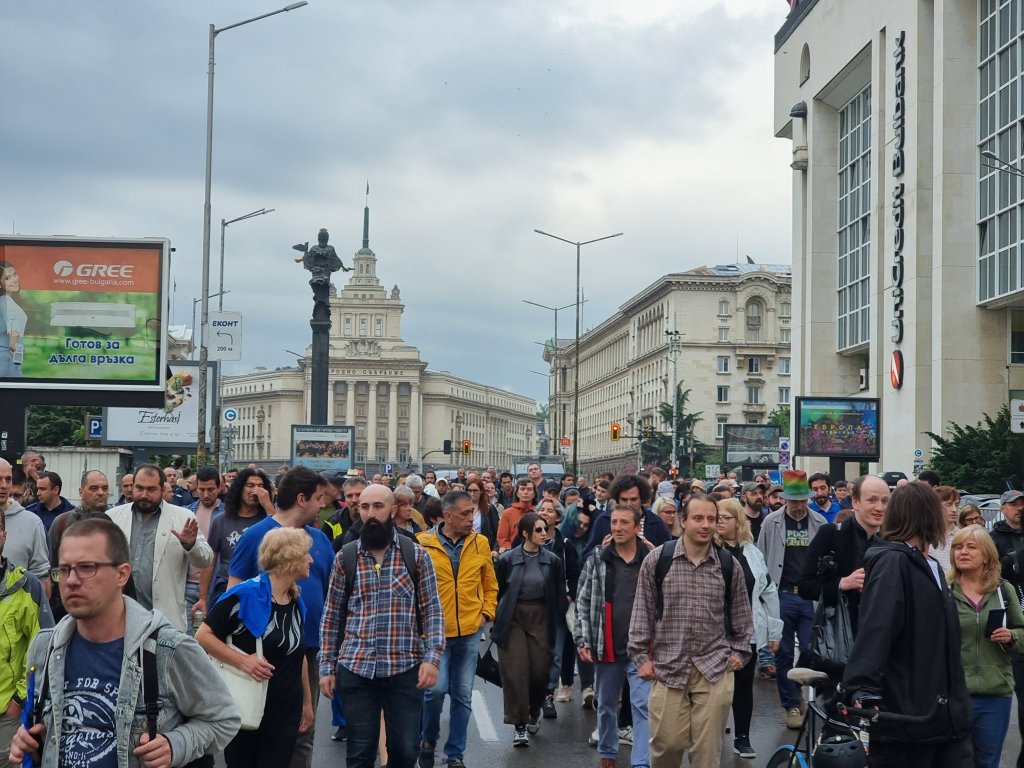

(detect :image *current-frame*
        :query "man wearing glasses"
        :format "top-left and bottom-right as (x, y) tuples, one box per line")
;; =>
(106, 464), (212, 633)
(11, 518), (238, 768)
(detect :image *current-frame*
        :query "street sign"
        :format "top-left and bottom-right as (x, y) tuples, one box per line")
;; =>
(779, 438), (791, 452)
(914, 448), (924, 458)
(224, 408), (238, 423)
(385, 463), (393, 474)
(1012, 399), (1024, 434)
(560, 437), (572, 447)
(705, 464), (720, 480)
(778, 450), (791, 465)
(207, 311), (242, 361)
(85, 415), (103, 440)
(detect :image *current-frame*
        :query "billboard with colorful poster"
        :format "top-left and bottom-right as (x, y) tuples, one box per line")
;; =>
(794, 397), (881, 460)
(0, 236), (168, 390)
(291, 425), (355, 473)
(102, 360), (216, 448)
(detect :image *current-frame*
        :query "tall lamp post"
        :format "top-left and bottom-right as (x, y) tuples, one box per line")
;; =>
(219, 208), (275, 309)
(665, 329), (684, 472)
(534, 229), (623, 472)
(523, 299), (580, 452)
(197, 1), (308, 466)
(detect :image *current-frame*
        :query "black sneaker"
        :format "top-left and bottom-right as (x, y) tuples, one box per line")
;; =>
(512, 726), (529, 747)
(418, 741), (435, 768)
(332, 726), (347, 742)
(445, 760), (466, 768)
(733, 736), (756, 759)
(542, 694), (557, 719)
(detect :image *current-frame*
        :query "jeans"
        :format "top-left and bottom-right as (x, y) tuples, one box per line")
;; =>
(971, 695), (1012, 768)
(1014, 653), (1024, 768)
(421, 634), (479, 760)
(339, 665), (423, 768)
(547, 618), (567, 691)
(595, 659), (651, 768)
(757, 645), (775, 670)
(777, 590), (815, 709)
(184, 580), (200, 637)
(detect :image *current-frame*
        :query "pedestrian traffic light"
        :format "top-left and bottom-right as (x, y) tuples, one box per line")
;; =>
(443, 439), (452, 455)
(611, 423), (621, 441)
(462, 440), (471, 456)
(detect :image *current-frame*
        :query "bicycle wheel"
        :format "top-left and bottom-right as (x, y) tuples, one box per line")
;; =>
(765, 745), (809, 768)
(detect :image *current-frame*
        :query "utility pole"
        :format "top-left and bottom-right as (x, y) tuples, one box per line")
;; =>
(665, 329), (684, 472)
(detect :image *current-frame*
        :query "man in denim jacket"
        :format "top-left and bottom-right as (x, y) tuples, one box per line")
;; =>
(10, 518), (238, 768)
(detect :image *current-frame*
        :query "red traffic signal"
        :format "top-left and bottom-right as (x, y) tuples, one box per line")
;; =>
(611, 423), (621, 441)
(462, 439), (471, 456)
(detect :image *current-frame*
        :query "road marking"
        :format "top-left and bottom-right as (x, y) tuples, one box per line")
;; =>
(472, 689), (499, 741)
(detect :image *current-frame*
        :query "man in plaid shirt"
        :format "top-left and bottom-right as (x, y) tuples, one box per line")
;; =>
(319, 484), (446, 768)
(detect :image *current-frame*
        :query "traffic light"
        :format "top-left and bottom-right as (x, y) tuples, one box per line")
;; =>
(443, 439), (452, 455)
(462, 439), (471, 456)
(611, 423), (621, 441)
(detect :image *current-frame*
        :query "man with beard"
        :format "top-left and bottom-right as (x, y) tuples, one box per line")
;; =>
(766, 484), (784, 513)
(320, 484), (445, 768)
(496, 472), (516, 509)
(184, 466), (224, 632)
(228, 466), (334, 768)
(106, 465), (212, 633)
(740, 481), (767, 542)
(808, 473), (840, 524)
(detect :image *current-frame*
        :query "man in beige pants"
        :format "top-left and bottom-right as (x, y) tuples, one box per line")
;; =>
(628, 492), (754, 766)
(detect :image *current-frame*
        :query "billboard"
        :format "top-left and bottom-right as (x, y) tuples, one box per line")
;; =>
(722, 424), (781, 466)
(795, 397), (881, 460)
(102, 360), (216, 448)
(0, 236), (168, 390)
(291, 425), (354, 473)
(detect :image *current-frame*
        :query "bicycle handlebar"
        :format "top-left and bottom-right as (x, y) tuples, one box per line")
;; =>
(837, 697), (945, 725)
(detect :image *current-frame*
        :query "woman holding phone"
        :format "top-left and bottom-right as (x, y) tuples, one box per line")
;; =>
(948, 525), (1024, 768)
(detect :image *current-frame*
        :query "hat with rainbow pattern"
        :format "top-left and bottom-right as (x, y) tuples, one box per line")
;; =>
(781, 469), (811, 501)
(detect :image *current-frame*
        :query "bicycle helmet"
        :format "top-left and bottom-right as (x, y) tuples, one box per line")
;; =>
(811, 734), (868, 768)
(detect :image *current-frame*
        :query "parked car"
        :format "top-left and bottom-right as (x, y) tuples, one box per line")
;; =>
(879, 471), (908, 489)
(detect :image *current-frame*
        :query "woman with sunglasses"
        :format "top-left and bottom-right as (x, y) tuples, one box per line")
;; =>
(492, 512), (568, 748)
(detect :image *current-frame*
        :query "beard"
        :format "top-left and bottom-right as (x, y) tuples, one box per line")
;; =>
(815, 494), (830, 507)
(134, 496), (160, 514)
(360, 517), (395, 550)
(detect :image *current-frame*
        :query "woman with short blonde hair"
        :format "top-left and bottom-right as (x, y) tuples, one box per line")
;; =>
(652, 496), (681, 539)
(948, 525), (1024, 768)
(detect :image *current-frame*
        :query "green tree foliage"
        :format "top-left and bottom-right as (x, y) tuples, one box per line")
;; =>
(27, 405), (99, 446)
(768, 405), (791, 434)
(926, 406), (1023, 492)
(639, 385), (710, 470)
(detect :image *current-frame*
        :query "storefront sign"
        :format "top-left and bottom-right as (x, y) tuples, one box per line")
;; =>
(891, 30), (907, 353)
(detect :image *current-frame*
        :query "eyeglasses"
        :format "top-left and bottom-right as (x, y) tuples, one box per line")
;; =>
(52, 562), (121, 582)
(964, 517), (983, 525)
(533, 526), (548, 533)
(718, 515), (734, 521)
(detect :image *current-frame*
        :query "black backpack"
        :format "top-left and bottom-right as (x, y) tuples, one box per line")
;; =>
(340, 536), (422, 636)
(653, 538), (736, 637)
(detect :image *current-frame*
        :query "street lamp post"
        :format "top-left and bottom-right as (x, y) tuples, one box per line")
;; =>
(219, 208), (275, 309)
(534, 229), (623, 472)
(197, 1), (307, 466)
(665, 329), (684, 472)
(192, 291), (230, 353)
(523, 299), (582, 453)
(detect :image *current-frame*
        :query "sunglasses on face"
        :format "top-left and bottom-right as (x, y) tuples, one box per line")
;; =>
(533, 526), (548, 533)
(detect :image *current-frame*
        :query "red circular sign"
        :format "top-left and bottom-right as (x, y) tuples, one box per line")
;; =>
(890, 350), (904, 390)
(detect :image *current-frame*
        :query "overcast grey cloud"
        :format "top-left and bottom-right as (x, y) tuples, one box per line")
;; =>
(1, 0), (792, 404)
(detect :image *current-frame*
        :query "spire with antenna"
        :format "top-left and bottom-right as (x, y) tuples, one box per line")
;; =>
(362, 181), (370, 250)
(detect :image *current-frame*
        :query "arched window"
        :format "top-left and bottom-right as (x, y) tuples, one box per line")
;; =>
(745, 299), (763, 342)
(800, 43), (810, 85)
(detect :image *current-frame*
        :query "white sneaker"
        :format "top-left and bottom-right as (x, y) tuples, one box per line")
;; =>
(589, 727), (599, 746)
(617, 726), (633, 745)
(526, 714), (541, 735)
(581, 686), (596, 709)
(555, 684), (572, 703)
(512, 727), (529, 747)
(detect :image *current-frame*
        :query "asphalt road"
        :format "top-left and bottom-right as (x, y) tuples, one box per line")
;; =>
(307, 668), (1023, 768)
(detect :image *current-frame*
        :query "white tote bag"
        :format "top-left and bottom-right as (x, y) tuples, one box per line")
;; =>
(214, 635), (269, 730)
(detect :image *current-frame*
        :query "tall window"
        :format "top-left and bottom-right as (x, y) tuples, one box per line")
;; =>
(716, 416), (728, 439)
(779, 386), (791, 404)
(747, 356), (761, 374)
(375, 317), (383, 336)
(979, 0), (1023, 301)
(359, 317), (368, 337)
(344, 316), (352, 336)
(718, 327), (729, 342)
(717, 386), (730, 403)
(780, 328), (791, 344)
(747, 386), (761, 405)
(837, 85), (872, 350)
(716, 355), (730, 374)
(745, 299), (763, 342)
(718, 299), (730, 316)
(780, 301), (791, 318)
(780, 356), (791, 374)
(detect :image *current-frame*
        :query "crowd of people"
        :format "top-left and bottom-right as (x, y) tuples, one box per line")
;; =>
(0, 452), (1023, 767)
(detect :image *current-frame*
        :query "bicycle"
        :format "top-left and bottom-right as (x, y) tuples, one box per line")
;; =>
(765, 668), (945, 767)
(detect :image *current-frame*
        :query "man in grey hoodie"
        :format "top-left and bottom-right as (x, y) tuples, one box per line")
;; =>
(10, 517), (239, 768)
(0, 459), (50, 599)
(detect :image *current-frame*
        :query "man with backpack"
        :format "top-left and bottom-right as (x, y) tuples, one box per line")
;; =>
(319, 483), (445, 768)
(627, 492), (752, 768)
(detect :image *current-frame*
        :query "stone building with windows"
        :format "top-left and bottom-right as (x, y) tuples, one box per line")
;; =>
(544, 264), (792, 476)
(221, 205), (536, 471)
(773, 0), (1024, 473)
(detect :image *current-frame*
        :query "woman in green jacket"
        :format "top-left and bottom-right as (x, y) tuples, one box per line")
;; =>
(948, 525), (1024, 768)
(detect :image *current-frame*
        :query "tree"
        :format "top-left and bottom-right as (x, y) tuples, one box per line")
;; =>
(639, 384), (711, 471)
(768, 405), (791, 434)
(926, 406), (1023, 492)
(27, 405), (100, 446)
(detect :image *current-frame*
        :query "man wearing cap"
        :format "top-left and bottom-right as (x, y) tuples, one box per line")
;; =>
(740, 481), (767, 542)
(991, 488), (1024, 765)
(757, 469), (827, 729)
(765, 484), (784, 513)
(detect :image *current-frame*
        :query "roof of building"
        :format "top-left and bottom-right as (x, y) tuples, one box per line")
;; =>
(679, 263), (792, 278)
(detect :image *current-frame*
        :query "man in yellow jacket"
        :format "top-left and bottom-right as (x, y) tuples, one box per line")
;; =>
(417, 490), (498, 768)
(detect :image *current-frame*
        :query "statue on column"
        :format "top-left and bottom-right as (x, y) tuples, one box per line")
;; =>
(292, 228), (352, 318)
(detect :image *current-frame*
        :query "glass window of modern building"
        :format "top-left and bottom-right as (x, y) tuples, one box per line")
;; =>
(837, 85), (872, 350)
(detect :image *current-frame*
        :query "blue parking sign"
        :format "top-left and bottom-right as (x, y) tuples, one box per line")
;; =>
(87, 416), (103, 440)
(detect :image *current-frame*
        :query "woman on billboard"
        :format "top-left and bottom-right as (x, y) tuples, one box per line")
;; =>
(0, 260), (26, 377)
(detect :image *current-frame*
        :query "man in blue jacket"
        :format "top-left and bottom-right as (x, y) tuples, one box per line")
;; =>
(585, 475), (669, 558)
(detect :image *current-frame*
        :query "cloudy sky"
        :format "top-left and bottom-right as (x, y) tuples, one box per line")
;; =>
(1, 0), (792, 406)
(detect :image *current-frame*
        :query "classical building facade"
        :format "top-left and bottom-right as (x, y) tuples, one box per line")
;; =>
(545, 264), (793, 476)
(221, 206), (535, 471)
(774, 0), (1024, 474)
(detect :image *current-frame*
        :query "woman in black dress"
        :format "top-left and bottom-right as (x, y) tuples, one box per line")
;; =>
(197, 527), (314, 768)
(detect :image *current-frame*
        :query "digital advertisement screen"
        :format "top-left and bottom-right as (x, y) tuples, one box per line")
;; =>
(0, 236), (168, 390)
(291, 425), (355, 473)
(795, 397), (881, 460)
(722, 424), (781, 466)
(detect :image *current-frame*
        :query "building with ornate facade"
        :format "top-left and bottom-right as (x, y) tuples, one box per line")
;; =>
(543, 264), (793, 476)
(221, 206), (536, 472)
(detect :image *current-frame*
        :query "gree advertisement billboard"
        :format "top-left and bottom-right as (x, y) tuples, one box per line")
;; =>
(0, 236), (168, 390)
